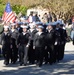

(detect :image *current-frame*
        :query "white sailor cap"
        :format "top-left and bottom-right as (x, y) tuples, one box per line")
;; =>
(56, 20), (62, 25)
(4, 25), (9, 29)
(52, 22), (58, 26)
(46, 22), (53, 26)
(29, 22), (36, 28)
(21, 25), (28, 29)
(46, 22), (57, 26)
(38, 25), (44, 29)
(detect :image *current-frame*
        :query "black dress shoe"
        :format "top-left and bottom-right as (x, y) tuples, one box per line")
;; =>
(12, 61), (16, 64)
(32, 62), (34, 64)
(4, 62), (9, 65)
(5, 63), (9, 65)
(24, 64), (27, 66)
(39, 64), (42, 67)
(37, 62), (42, 67)
(49, 62), (53, 65)
(20, 63), (23, 66)
(50, 63), (53, 65)
(36, 62), (39, 66)
(44, 62), (48, 64)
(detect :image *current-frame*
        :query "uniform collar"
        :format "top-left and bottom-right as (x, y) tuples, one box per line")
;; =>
(11, 29), (15, 32)
(22, 32), (27, 35)
(38, 32), (43, 36)
(30, 29), (34, 32)
(48, 29), (52, 33)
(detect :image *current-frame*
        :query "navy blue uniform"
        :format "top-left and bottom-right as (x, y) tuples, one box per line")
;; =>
(17, 32), (30, 65)
(10, 29), (19, 63)
(59, 28), (67, 60)
(28, 29), (38, 64)
(45, 29), (56, 64)
(55, 28), (63, 62)
(1, 31), (11, 65)
(33, 32), (45, 66)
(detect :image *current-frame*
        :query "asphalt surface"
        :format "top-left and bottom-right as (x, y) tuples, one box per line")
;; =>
(0, 42), (74, 75)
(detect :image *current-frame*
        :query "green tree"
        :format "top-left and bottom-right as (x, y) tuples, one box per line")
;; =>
(12, 5), (28, 15)
(0, 4), (5, 17)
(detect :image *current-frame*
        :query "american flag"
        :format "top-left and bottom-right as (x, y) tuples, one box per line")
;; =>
(2, 3), (16, 23)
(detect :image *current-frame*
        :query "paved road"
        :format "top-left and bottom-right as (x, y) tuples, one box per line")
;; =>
(0, 42), (74, 75)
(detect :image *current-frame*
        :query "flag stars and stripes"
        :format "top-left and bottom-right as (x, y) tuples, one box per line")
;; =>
(2, 3), (16, 23)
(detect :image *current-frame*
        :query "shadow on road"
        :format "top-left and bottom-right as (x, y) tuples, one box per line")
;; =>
(0, 51), (74, 75)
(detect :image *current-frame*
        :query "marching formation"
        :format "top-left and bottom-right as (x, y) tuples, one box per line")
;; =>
(0, 19), (68, 67)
